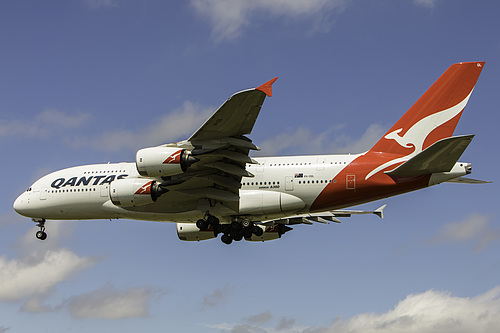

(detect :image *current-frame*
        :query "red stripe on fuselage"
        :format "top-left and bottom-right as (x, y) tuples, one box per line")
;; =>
(310, 153), (430, 212)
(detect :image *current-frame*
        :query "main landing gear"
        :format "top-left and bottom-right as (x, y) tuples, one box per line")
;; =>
(32, 218), (47, 240)
(196, 214), (263, 245)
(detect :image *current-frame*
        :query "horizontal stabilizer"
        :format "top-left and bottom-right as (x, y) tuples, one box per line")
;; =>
(445, 177), (492, 184)
(386, 135), (474, 177)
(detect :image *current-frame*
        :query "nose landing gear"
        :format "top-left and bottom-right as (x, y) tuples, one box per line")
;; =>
(32, 218), (47, 240)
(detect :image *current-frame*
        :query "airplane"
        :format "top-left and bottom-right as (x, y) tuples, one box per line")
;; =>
(13, 61), (489, 245)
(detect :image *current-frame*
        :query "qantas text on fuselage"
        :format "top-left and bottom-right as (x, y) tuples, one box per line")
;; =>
(14, 62), (489, 245)
(50, 174), (129, 189)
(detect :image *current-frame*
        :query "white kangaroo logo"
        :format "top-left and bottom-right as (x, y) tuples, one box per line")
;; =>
(365, 90), (473, 180)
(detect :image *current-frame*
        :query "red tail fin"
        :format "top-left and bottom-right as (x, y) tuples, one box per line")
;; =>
(369, 62), (484, 155)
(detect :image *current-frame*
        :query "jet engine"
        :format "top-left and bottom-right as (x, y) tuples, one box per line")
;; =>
(136, 147), (198, 177)
(110, 178), (165, 207)
(177, 223), (216, 241)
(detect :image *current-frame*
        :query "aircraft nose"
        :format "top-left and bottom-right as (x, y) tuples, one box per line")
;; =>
(13, 194), (28, 216)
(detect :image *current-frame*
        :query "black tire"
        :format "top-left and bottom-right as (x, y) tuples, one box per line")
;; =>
(241, 219), (252, 228)
(232, 233), (243, 242)
(242, 228), (253, 239)
(231, 221), (242, 231)
(252, 225), (263, 236)
(36, 231), (47, 240)
(207, 215), (220, 225)
(221, 234), (232, 245)
(219, 224), (229, 233)
(196, 219), (208, 230)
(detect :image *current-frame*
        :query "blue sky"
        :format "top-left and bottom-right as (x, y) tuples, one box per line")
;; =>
(1, 0), (499, 332)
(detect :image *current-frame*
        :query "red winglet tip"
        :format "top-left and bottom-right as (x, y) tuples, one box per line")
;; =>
(256, 77), (278, 97)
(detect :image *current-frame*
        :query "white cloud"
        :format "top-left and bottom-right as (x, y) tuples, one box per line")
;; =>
(276, 317), (296, 331)
(71, 101), (214, 152)
(67, 284), (158, 319)
(413, 0), (438, 8)
(328, 287), (500, 333)
(431, 214), (499, 252)
(190, 0), (346, 42)
(209, 287), (500, 333)
(0, 249), (95, 302)
(0, 222), (96, 314)
(0, 108), (91, 138)
(191, 0), (439, 42)
(1, 223), (160, 319)
(14, 222), (78, 256)
(206, 320), (326, 333)
(0, 102), (212, 152)
(255, 123), (387, 156)
(246, 311), (273, 324)
(83, 0), (119, 9)
(37, 109), (92, 129)
(20, 295), (57, 313)
(201, 284), (234, 310)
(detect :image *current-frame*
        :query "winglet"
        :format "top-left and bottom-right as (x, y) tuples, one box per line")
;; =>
(256, 77), (278, 97)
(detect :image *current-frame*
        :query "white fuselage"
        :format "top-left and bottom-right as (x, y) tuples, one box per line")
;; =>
(13, 154), (357, 223)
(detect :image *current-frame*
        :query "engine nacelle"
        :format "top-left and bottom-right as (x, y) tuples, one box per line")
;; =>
(136, 147), (198, 177)
(177, 223), (216, 241)
(110, 178), (164, 207)
(245, 224), (293, 242)
(239, 190), (305, 215)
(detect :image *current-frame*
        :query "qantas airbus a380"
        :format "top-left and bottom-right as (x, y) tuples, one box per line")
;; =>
(14, 62), (489, 245)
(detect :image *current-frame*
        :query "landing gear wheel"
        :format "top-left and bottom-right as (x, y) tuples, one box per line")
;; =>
(241, 219), (252, 228)
(252, 225), (264, 236)
(242, 228), (253, 239)
(231, 221), (242, 231)
(207, 215), (220, 225)
(196, 219), (209, 231)
(219, 224), (229, 234)
(232, 232), (243, 242)
(221, 234), (232, 245)
(36, 230), (47, 240)
(33, 219), (47, 241)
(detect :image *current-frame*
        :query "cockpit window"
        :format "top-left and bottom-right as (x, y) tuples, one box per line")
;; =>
(26, 187), (32, 192)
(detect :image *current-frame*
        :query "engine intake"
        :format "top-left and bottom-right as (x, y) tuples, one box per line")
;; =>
(136, 147), (198, 177)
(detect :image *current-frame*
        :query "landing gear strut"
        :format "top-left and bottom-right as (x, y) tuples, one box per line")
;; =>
(33, 218), (47, 240)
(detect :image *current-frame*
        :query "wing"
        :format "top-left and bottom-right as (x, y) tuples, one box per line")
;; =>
(260, 205), (386, 226)
(188, 77), (278, 143)
(160, 78), (278, 213)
